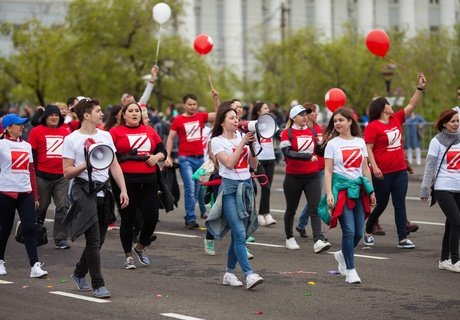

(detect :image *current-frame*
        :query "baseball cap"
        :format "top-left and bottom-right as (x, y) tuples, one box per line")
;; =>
(289, 105), (306, 119)
(2, 113), (29, 128)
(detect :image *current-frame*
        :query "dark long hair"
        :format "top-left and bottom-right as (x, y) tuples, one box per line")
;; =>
(211, 101), (236, 138)
(368, 97), (389, 122)
(251, 101), (265, 120)
(103, 104), (122, 131)
(323, 108), (362, 142)
(435, 109), (458, 132)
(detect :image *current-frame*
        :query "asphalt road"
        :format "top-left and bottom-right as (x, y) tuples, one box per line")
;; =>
(1, 165), (458, 320)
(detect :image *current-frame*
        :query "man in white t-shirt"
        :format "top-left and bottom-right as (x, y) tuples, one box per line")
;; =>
(62, 98), (128, 298)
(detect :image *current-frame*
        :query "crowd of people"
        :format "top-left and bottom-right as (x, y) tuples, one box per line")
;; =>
(2, 70), (460, 298)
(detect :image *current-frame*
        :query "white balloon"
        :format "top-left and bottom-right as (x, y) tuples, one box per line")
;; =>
(152, 3), (172, 25)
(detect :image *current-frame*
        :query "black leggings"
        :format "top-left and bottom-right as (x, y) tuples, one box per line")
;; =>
(283, 173), (322, 241)
(436, 191), (460, 264)
(0, 192), (38, 266)
(113, 180), (159, 253)
(255, 160), (276, 215)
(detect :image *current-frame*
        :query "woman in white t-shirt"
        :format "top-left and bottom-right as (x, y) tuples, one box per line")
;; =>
(208, 102), (263, 290)
(321, 108), (376, 284)
(420, 109), (460, 273)
(0, 114), (48, 278)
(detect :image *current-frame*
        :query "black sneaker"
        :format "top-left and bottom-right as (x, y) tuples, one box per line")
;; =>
(296, 227), (308, 238)
(185, 221), (199, 229)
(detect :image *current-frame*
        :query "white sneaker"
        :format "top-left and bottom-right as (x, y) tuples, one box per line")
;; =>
(30, 262), (48, 278)
(286, 237), (300, 250)
(0, 260), (6, 275)
(223, 272), (243, 287)
(264, 214), (276, 226)
(314, 239), (331, 253)
(439, 259), (451, 270)
(334, 251), (347, 276)
(345, 269), (361, 284)
(246, 247), (254, 259)
(446, 260), (460, 273)
(246, 273), (263, 289)
(204, 239), (216, 256)
(257, 215), (266, 226)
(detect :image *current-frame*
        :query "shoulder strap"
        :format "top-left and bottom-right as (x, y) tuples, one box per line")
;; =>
(308, 125), (318, 137)
(288, 127), (292, 142)
(434, 141), (455, 181)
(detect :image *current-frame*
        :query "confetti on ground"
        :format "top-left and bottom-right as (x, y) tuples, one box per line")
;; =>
(255, 311), (264, 316)
(22, 285), (29, 289)
(308, 281), (316, 286)
(304, 291), (314, 297)
(280, 271), (317, 275)
(327, 270), (341, 275)
(156, 294), (163, 298)
(47, 285), (53, 288)
(198, 227), (207, 231)
(59, 279), (67, 284)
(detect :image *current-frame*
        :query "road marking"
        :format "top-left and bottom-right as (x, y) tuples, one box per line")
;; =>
(247, 242), (285, 248)
(49, 291), (111, 303)
(411, 220), (444, 226)
(161, 313), (205, 320)
(155, 231), (201, 238)
(0, 279), (14, 284)
(328, 252), (388, 260)
(270, 209), (284, 213)
(45, 218), (54, 222)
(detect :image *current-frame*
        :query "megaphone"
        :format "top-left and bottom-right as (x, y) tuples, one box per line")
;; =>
(239, 113), (277, 139)
(84, 138), (114, 170)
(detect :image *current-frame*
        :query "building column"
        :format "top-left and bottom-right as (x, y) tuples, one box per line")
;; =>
(356, 0), (375, 33)
(314, 0), (332, 40)
(439, 0), (456, 32)
(400, 0), (416, 38)
(223, 0), (243, 75)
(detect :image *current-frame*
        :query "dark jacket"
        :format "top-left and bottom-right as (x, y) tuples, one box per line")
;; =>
(63, 177), (115, 241)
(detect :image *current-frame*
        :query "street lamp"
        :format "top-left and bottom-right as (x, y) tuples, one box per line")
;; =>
(381, 63), (396, 97)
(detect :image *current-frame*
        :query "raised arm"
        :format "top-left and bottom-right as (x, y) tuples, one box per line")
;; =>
(404, 72), (427, 119)
(138, 65), (159, 105)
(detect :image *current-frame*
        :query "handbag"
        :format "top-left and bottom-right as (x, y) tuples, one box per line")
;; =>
(15, 220), (48, 247)
(430, 142), (454, 207)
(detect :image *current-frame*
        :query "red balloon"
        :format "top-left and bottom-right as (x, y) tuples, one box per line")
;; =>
(193, 34), (214, 55)
(325, 88), (347, 112)
(365, 29), (390, 57)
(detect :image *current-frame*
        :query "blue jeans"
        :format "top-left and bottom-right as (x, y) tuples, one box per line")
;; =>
(338, 198), (364, 270)
(197, 184), (207, 215)
(365, 170), (408, 241)
(223, 193), (253, 276)
(297, 170), (325, 230)
(179, 156), (204, 223)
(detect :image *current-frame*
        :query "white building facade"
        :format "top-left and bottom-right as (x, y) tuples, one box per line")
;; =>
(1, 0), (459, 79)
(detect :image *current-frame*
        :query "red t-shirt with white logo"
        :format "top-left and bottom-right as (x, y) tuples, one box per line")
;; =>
(170, 113), (209, 156)
(280, 126), (319, 175)
(364, 109), (407, 174)
(324, 136), (368, 180)
(311, 123), (325, 170)
(28, 125), (70, 174)
(110, 124), (162, 174)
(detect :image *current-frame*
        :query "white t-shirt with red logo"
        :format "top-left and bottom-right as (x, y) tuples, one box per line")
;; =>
(210, 135), (251, 180)
(428, 138), (460, 191)
(170, 112), (209, 156)
(62, 129), (116, 183)
(253, 134), (275, 161)
(364, 110), (406, 174)
(0, 139), (33, 192)
(324, 136), (368, 180)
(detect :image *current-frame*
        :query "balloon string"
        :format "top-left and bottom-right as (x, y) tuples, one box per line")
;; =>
(385, 56), (419, 75)
(154, 25), (163, 66)
(201, 56), (215, 90)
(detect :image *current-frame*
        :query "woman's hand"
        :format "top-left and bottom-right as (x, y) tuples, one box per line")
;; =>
(372, 166), (383, 180)
(35, 201), (40, 210)
(242, 132), (256, 144)
(146, 154), (160, 167)
(119, 192), (129, 209)
(417, 72), (427, 89)
(370, 193), (377, 207)
(327, 193), (334, 209)
(311, 155), (318, 162)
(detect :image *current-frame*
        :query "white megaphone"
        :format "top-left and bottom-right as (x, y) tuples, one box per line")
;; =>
(239, 113), (277, 139)
(84, 138), (114, 170)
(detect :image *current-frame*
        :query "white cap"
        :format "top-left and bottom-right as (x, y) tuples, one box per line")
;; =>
(289, 105), (306, 119)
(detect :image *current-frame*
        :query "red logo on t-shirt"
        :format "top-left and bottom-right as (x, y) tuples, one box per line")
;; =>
(260, 138), (272, 145)
(342, 148), (362, 169)
(233, 146), (249, 170)
(447, 150), (460, 170)
(11, 150), (29, 171)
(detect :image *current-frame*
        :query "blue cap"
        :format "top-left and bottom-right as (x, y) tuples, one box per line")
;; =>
(2, 114), (29, 129)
